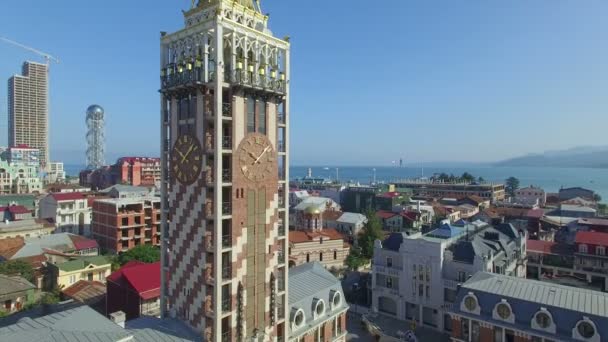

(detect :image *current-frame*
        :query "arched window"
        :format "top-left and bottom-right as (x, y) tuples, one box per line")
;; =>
(306, 253), (310, 263)
(334, 250), (337, 260)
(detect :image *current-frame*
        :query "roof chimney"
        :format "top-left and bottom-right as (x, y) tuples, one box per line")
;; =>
(109, 311), (126, 328)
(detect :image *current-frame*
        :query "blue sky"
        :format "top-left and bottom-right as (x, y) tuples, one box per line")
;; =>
(1, 1), (607, 166)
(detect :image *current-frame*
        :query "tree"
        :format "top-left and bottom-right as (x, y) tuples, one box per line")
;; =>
(345, 248), (367, 271)
(593, 194), (602, 203)
(40, 287), (61, 305)
(477, 176), (485, 183)
(461, 172), (475, 183)
(0, 260), (35, 283)
(118, 245), (160, 266)
(357, 210), (384, 260)
(505, 177), (520, 197)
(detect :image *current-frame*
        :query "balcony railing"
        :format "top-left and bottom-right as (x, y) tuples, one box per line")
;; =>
(277, 141), (285, 152)
(278, 252), (285, 264)
(222, 103), (232, 117)
(277, 113), (285, 124)
(222, 266), (232, 280)
(222, 202), (231, 215)
(222, 235), (231, 248)
(278, 224), (285, 237)
(222, 136), (232, 149)
(278, 279), (285, 292)
(232, 70), (286, 94)
(160, 66), (204, 89)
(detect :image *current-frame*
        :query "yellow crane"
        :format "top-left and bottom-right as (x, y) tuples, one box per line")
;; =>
(0, 35), (59, 66)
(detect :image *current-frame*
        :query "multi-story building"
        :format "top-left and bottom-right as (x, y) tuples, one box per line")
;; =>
(39, 192), (92, 236)
(159, 1), (290, 340)
(288, 229), (350, 269)
(371, 221), (526, 333)
(47, 162), (66, 183)
(91, 194), (161, 253)
(0, 218), (55, 239)
(114, 157), (161, 187)
(514, 186), (546, 207)
(394, 180), (506, 202)
(8, 61), (49, 169)
(0, 145), (40, 168)
(0, 159), (42, 195)
(450, 272), (608, 342)
(47, 255), (112, 289)
(341, 185), (379, 213)
(558, 187), (596, 201)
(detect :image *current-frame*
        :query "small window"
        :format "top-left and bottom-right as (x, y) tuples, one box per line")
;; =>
(464, 296), (477, 311)
(333, 250), (337, 260)
(387, 257), (393, 268)
(306, 253), (310, 262)
(597, 246), (605, 256)
(497, 303), (511, 319)
(577, 321), (595, 339)
(535, 312), (551, 328)
(579, 244), (588, 254)
(319, 252), (323, 262)
(386, 277), (393, 289)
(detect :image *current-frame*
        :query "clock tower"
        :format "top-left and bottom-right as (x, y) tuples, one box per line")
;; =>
(159, 1), (290, 341)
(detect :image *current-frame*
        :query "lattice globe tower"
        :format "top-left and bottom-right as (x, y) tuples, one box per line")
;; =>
(86, 104), (105, 170)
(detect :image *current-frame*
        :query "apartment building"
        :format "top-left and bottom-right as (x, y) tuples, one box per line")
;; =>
(514, 186), (546, 207)
(91, 194), (160, 253)
(394, 181), (506, 202)
(8, 61), (49, 168)
(0, 159), (42, 194)
(289, 229), (350, 269)
(371, 221), (526, 333)
(39, 192), (91, 236)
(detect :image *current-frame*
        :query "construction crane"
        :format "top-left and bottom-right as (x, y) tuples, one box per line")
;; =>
(0, 36), (60, 66)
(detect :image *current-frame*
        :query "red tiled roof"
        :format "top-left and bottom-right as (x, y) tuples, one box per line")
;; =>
(107, 261), (160, 300)
(376, 210), (397, 219)
(0, 237), (25, 260)
(69, 235), (98, 250)
(578, 218), (608, 227)
(51, 192), (86, 201)
(575, 231), (608, 247)
(377, 192), (401, 198)
(527, 239), (558, 254)
(289, 228), (345, 244)
(400, 211), (418, 221)
(1, 205), (31, 215)
(62, 280), (106, 303)
(117, 157), (160, 164)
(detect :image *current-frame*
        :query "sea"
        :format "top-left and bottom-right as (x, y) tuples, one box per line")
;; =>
(64, 164), (608, 200)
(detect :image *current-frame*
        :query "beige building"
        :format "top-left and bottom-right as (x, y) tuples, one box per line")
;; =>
(0, 218), (54, 239)
(48, 255), (111, 289)
(289, 229), (350, 270)
(8, 61), (49, 168)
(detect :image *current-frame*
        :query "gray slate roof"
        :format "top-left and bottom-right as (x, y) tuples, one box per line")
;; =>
(453, 272), (608, 340)
(463, 272), (608, 317)
(0, 305), (200, 342)
(336, 212), (367, 225)
(11, 233), (78, 259)
(0, 274), (35, 296)
(289, 262), (348, 336)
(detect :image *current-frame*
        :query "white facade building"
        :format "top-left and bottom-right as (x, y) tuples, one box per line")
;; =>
(47, 162), (66, 183)
(514, 186), (546, 207)
(371, 221), (527, 333)
(39, 192), (91, 236)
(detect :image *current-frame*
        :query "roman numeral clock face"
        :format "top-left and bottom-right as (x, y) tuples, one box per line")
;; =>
(237, 134), (275, 182)
(171, 133), (202, 185)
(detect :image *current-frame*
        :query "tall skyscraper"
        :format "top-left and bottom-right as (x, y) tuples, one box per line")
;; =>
(8, 61), (49, 169)
(160, 1), (290, 341)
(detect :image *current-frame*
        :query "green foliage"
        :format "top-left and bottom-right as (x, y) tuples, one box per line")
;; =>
(593, 194), (602, 203)
(357, 210), (384, 260)
(117, 245), (160, 266)
(345, 248), (367, 270)
(0, 310), (8, 318)
(461, 172), (475, 183)
(40, 287), (61, 305)
(0, 260), (35, 283)
(431, 172), (481, 184)
(505, 176), (520, 197)
(598, 203), (607, 216)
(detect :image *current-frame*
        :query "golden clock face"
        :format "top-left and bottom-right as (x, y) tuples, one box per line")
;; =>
(171, 133), (203, 185)
(237, 133), (275, 182)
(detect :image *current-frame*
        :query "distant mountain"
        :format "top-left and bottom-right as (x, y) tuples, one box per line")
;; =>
(496, 146), (608, 168)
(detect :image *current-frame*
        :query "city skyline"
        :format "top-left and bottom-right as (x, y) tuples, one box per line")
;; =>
(1, 0), (608, 165)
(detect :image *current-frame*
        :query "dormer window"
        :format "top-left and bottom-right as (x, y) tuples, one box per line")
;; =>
(579, 244), (588, 254)
(597, 246), (605, 256)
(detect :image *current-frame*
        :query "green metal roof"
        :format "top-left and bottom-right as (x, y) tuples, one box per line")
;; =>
(0, 194), (36, 209)
(56, 256), (111, 273)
